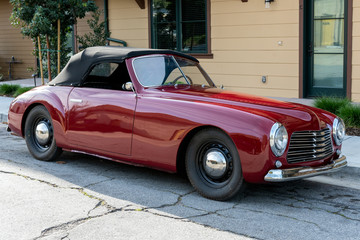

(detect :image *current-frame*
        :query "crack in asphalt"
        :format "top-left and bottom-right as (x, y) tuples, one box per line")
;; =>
(35, 191), (205, 240)
(2, 165), (360, 239)
(1, 169), (235, 239)
(246, 187), (360, 222)
(83, 178), (115, 189)
(237, 205), (322, 230)
(60, 233), (70, 240)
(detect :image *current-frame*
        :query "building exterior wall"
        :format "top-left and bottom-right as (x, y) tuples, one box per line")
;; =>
(108, 0), (149, 48)
(77, 0), (105, 38)
(108, 0), (299, 98)
(201, 0), (299, 98)
(0, 0), (36, 80)
(108, 0), (358, 100)
(353, 0), (360, 101)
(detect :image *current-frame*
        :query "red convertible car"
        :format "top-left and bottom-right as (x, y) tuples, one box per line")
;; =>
(7, 47), (347, 200)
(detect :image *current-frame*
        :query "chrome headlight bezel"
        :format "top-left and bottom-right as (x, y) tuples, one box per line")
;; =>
(333, 118), (345, 146)
(270, 123), (288, 157)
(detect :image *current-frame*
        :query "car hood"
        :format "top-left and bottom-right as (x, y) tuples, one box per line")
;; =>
(150, 86), (296, 109)
(146, 86), (334, 131)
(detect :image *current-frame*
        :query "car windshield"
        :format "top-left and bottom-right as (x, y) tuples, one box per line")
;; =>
(133, 55), (215, 88)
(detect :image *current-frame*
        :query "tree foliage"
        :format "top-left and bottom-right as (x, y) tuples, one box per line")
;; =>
(10, 0), (97, 38)
(78, 9), (110, 49)
(10, 0), (97, 78)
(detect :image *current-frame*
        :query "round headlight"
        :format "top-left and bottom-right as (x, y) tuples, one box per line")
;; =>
(270, 123), (288, 157)
(333, 118), (345, 145)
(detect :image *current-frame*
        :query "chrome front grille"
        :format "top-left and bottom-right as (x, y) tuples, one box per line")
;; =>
(287, 128), (333, 164)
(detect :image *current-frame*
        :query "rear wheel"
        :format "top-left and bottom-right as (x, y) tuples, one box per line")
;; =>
(24, 105), (62, 161)
(185, 129), (245, 201)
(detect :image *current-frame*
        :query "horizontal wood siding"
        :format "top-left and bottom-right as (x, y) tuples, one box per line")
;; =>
(108, 0), (149, 47)
(0, 0), (35, 80)
(352, 0), (360, 101)
(77, 0), (104, 38)
(106, 0), (360, 101)
(200, 0), (299, 97)
(108, 0), (299, 97)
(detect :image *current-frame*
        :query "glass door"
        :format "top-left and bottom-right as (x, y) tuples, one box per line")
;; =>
(305, 0), (347, 97)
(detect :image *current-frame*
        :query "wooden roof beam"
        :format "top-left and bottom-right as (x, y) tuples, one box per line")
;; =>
(135, 0), (145, 9)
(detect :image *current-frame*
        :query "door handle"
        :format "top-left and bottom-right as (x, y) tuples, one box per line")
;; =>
(70, 99), (83, 103)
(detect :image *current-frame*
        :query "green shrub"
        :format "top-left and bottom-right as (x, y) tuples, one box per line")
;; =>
(314, 97), (351, 115)
(338, 104), (360, 128)
(13, 87), (33, 97)
(0, 84), (33, 97)
(0, 84), (21, 95)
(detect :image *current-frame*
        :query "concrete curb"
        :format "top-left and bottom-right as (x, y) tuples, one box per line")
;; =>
(0, 113), (7, 123)
(332, 165), (360, 176)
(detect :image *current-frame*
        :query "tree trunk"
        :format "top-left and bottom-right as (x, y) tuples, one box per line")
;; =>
(57, 19), (61, 74)
(46, 35), (52, 81)
(37, 36), (44, 85)
(73, 23), (78, 53)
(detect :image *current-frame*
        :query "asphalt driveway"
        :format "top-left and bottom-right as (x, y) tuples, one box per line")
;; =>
(1, 123), (360, 240)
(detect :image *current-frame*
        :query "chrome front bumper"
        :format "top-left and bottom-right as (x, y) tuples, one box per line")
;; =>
(264, 156), (347, 182)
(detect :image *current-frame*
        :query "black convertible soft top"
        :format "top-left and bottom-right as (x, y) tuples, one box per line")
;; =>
(50, 46), (199, 86)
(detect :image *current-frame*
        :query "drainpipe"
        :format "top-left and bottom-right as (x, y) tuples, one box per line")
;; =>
(103, 0), (128, 47)
(104, 0), (109, 38)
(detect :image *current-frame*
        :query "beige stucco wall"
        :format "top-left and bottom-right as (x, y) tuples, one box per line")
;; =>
(0, 0), (36, 80)
(352, 0), (360, 102)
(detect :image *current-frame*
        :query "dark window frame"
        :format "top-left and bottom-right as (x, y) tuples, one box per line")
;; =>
(299, 0), (353, 99)
(148, 0), (213, 59)
(81, 61), (132, 90)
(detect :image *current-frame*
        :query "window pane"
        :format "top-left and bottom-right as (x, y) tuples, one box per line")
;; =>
(163, 67), (186, 85)
(133, 56), (212, 87)
(152, 0), (176, 23)
(175, 57), (211, 86)
(151, 0), (207, 53)
(89, 63), (118, 77)
(133, 57), (167, 86)
(314, 19), (344, 53)
(314, 0), (344, 19)
(154, 22), (177, 50)
(182, 0), (205, 21)
(313, 54), (343, 88)
(152, 0), (177, 50)
(182, 22), (206, 53)
(134, 56), (184, 87)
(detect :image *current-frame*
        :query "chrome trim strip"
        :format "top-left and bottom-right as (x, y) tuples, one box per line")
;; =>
(287, 128), (333, 164)
(264, 156), (347, 182)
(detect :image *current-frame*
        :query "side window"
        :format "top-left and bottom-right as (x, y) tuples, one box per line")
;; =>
(89, 63), (118, 77)
(133, 56), (167, 86)
(82, 62), (131, 90)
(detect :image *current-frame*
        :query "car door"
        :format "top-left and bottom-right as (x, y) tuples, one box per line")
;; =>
(67, 62), (136, 156)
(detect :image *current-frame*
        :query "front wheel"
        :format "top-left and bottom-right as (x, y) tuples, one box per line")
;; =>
(185, 129), (245, 200)
(24, 105), (62, 161)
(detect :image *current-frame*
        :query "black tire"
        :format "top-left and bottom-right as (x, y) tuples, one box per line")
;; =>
(185, 129), (245, 201)
(24, 105), (62, 161)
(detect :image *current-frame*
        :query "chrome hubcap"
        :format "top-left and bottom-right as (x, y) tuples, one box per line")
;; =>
(35, 121), (50, 146)
(197, 142), (233, 185)
(203, 149), (227, 179)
